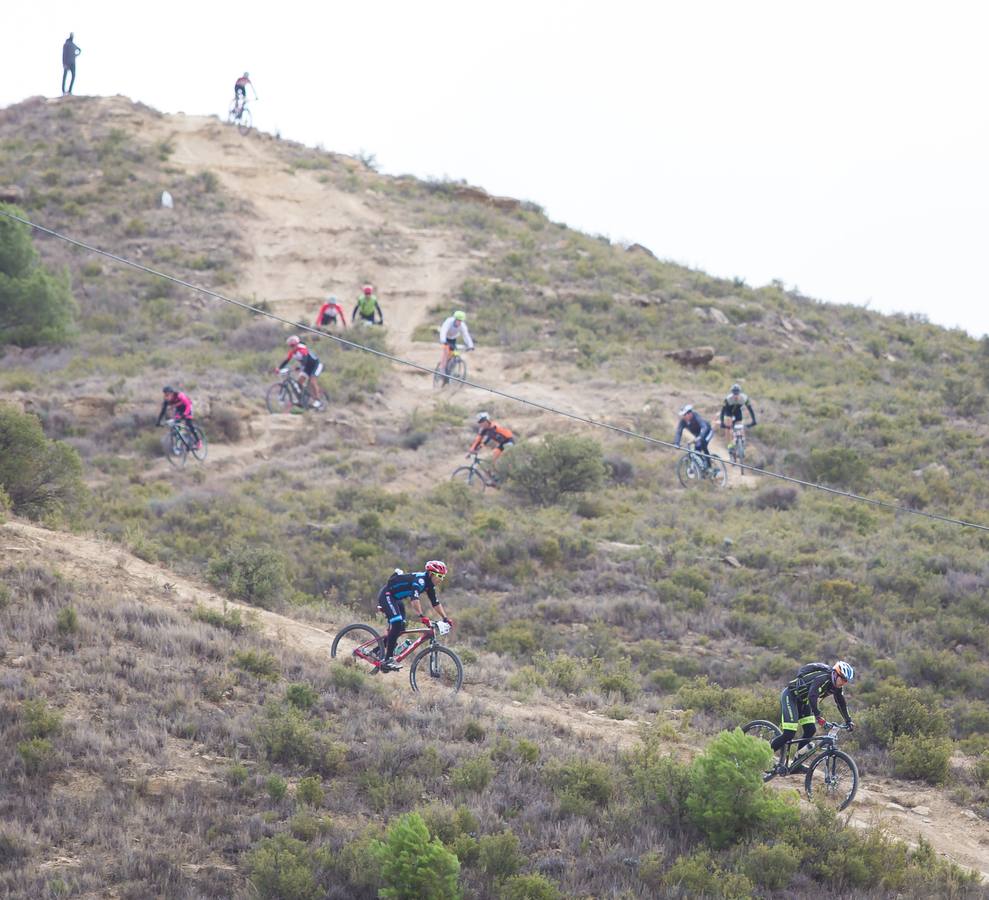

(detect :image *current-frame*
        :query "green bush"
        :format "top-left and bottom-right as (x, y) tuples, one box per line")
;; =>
(18, 737), (55, 775)
(21, 699), (62, 739)
(296, 775), (323, 807)
(862, 682), (950, 749)
(234, 649), (279, 679)
(286, 683), (318, 710)
(499, 874), (563, 900)
(477, 830), (523, 881)
(265, 774), (288, 801)
(450, 755), (494, 793)
(248, 834), (322, 900)
(0, 204), (78, 346)
(742, 842), (800, 890)
(207, 545), (288, 608)
(226, 763), (249, 786)
(890, 735), (952, 785)
(623, 736), (690, 827)
(255, 702), (319, 767)
(192, 603), (248, 634)
(371, 812), (461, 900)
(686, 729), (798, 848)
(501, 435), (606, 505)
(0, 404), (87, 522)
(545, 759), (614, 816)
(55, 605), (78, 636)
(803, 447), (869, 489)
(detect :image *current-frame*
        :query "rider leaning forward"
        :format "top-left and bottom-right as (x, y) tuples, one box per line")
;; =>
(376, 561), (451, 672)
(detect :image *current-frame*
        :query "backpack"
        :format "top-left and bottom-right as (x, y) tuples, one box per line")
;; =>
(791, 662), (830, 686)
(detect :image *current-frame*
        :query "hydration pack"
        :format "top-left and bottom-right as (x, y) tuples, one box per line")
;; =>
(790, 662), (831, 687)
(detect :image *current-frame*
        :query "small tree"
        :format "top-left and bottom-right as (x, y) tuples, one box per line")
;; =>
(207, 545), (288, 608)
(501, 435), (606, 505)
(371, 812), (461, 900)
(0, 204), (77, 346)
(0, 404), (87, 522)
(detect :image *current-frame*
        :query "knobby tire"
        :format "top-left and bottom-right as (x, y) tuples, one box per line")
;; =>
(409, 645), (463, 697)
(805, 749), (859, 811)
(451, 466), (486, 492)
(330, 623), (384, 670)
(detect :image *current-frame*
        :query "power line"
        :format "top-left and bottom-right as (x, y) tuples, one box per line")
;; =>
(4, 209), (987, 533)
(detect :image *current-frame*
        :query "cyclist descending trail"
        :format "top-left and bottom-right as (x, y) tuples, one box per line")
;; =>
(156, 385), (204, 450)
(375, 561), (452, 672)
(273, 335), (325, 409)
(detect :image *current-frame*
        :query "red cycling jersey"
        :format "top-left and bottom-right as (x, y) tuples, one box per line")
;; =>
(315, 301), (347, 327)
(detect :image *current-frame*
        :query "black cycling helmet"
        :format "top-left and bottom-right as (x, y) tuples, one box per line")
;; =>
(162, 385), (175, 394)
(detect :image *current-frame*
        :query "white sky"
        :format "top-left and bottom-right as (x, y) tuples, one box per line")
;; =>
(6, 1), (989, 337)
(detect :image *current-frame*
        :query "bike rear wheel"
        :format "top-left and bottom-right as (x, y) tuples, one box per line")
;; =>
(451, 466), (486, 492)
(706, 455), (728, 487)
(805, 749), (859, 810)
(676, 454), (702, 487)
(190, 426), (208, 461)
(741, 719), (784, 782)
(165, 429), (188, 467)
(266, 382), (295, 414)
(330, 623), (384, 670)
(237, 107), (253, 135)
(409, 645), (463, 697)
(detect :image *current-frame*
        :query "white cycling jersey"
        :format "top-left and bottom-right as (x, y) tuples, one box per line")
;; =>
(438, 317), (474, 349)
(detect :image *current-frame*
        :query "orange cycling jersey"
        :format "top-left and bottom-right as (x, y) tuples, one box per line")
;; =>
(470, 422), (513, 452)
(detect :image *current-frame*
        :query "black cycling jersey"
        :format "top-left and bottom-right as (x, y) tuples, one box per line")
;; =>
(377, 571), (439, 621)
(788, 666), (850, 722)
(720, 393), (757, 427)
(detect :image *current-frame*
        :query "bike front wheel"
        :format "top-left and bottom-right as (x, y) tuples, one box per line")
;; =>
(805, 749), (859, 810)
(676, 454), (702, 487)
(451, 466), (486, 493)
(330, 623), (384, 670)
(165, 430), (188, 467)
(409, 645), (463, 697)
(237, 107), (253, 135)
(266, 382), (295, 414)
(445, 355), (467, 385)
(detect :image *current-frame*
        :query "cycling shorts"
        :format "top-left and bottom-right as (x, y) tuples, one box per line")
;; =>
(444, 337), (458, 349)
(302, 358), (323, 377)
(378, 590), (406, 623)
(320, 311), (337, 325)
(780, 686), (816, 732)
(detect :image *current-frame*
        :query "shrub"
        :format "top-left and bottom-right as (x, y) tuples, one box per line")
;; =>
(753, 484), (799, 510)
(296, 775), (323, 807)
(451, 756), (494, 793)
(0, 404), (87, 522)
(209, 407), (243, 442)
(255, 702), (319, 767)
(663, 850), (755, 898)
(21, 699), (62, 739)
(18, 737), (55, 775)
(686, 729), (799, 848)
(371, 812), (461, 900)
(803, 447), (868, 489)
(265, 774), (288, 801)
(0, 204), (78, 346)
(286, 683), (318, 710)
(891, 735), (952, 785)
(743, 842), (800, 890)
(226, 763), (249, 786)
(207, 545), (288, 608)
(861, 682), (949, 749)
(55, 605), (78, 635)
(234, 649), (279, 679)
(248, 834), (322, 900)
(192, 603), (247, 635)
(477, 830), (523, 881)
(499, 874), (562, 900)
(975, 753), (989, 789)
(623, 737), (690, 827)
(501, 435), (606, 505)
(463, 720), (486, 743)
(545, 759), (614, 816)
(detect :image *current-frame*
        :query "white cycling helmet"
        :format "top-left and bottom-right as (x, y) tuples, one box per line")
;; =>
(476, 412), (490, 423)
(833, 660), (854, 682)
(678, 404), (693, 416)
(286, 335), (301, 346)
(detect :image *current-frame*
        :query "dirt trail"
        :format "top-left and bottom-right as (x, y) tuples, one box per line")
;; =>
(3, 517), (988, 879)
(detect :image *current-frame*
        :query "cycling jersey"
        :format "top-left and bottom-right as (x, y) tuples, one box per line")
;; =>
(720, 392), (757, 427)
(674, 412), (713, 449)
(277, 343), (322, 377)
(438, 317), (474, 349)
(156, 391), (193, 426)
(785, 663), (850, 724)
(470, 421), (513, 453)
(315, 300), (346, 327)
(353, 294), (383, 324)
(377, 570), (441, 663)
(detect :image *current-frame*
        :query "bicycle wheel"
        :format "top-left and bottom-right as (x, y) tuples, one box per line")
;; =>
(266, 382), (294, 414)
(227, 101), (239, 124)
(705, 455), (728, 487)
(450, 466), (486, 492)
(446, 355), (467, 384)
(330, 623), (384, 670)
(741, 720), (784, 783)
(433, 363), (448, 390)
(237, 107), (253, 135)
(409, 645), (463, 697)
(805, 749), (859, 810)
(164, 430), (188, 468)
(190, 426), (208, 461)
(676, 454), (702, 487)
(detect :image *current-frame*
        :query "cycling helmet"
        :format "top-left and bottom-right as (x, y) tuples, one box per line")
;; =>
(243, 72), (250, 78)
(162, 385), (175, 394)
(679, 404), (693, 416)
(833, 660), (854, 682)
(327, 294), (337, 302)
(731, 383), (742, 394)
(476, 412), (490, 423)
(363, 284), (373, 295)
(286, 335), (301, 346)
(454, 310), (466, 321)
(424, 560), (448, 579)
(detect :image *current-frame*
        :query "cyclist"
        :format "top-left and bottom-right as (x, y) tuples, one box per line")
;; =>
(377, 561), (452, 672)
(155, 386), (201, 448)
(352, 284), (383, 326)
(274, 335), (324, 408)
(769, 661), (855, 773)
(314, 294), (347, 330)
(673, 404), (714, 468)
(233, 72), (257, 115)
(469, 412), (513, 461)
(438, 310), (474, 373)
(719, 383), (757, 442)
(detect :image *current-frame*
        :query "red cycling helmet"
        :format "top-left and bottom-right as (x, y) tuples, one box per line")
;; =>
(424, 560), (448, 579)
(363, 284), (373, 295)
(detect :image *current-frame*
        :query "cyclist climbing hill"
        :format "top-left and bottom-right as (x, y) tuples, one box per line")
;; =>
(353, 284), (383, 326)
(155, 386), (201, 448)
(769, 661), (855, 773)
(469, 412), (513, 461)
(274, 336), (324, 408)
(314, 294), (347, 330)
(674, 404), (714, 466)
(233, 72), (257, 112)
(720, 383), (757, 431)
(439, 310), (474, 371)
(377, 561), (452, 672)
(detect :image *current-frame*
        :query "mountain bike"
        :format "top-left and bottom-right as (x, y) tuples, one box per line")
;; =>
(265, 368), (326, 414)
(228, 98), (253, 135)
(433, 348), (467, 391)
(741, 719), (859, 810)
(162, 419), (207, 467)
(450, 452), (498, 492)
(330, 620), (463, 697)
(725, 421), (753, 472)
(676, 444), (728, 488)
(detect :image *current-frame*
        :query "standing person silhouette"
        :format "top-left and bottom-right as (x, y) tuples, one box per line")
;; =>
(62, 33), (81, 96)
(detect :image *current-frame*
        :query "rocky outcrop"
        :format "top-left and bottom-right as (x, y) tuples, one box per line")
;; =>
(452, 184), (522, 212)
(625, 243), (656, 259)
(664, 346), (716, 367)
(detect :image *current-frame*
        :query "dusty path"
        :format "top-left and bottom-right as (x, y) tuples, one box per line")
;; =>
(3, 517), (988, 879)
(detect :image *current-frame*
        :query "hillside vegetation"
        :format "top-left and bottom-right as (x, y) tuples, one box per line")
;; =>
(1, 94), (988, 898)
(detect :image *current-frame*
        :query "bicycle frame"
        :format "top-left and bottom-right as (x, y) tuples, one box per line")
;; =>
(778, 722), (846, 771)
(353, 625), (435, 666)
(465, 453), (497, 486)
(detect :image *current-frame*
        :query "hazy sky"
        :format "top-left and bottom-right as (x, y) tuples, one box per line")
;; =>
(6, 2), (989, 337)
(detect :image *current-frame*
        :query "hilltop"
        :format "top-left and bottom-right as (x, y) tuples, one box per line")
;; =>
(1, 94), (988, 898)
